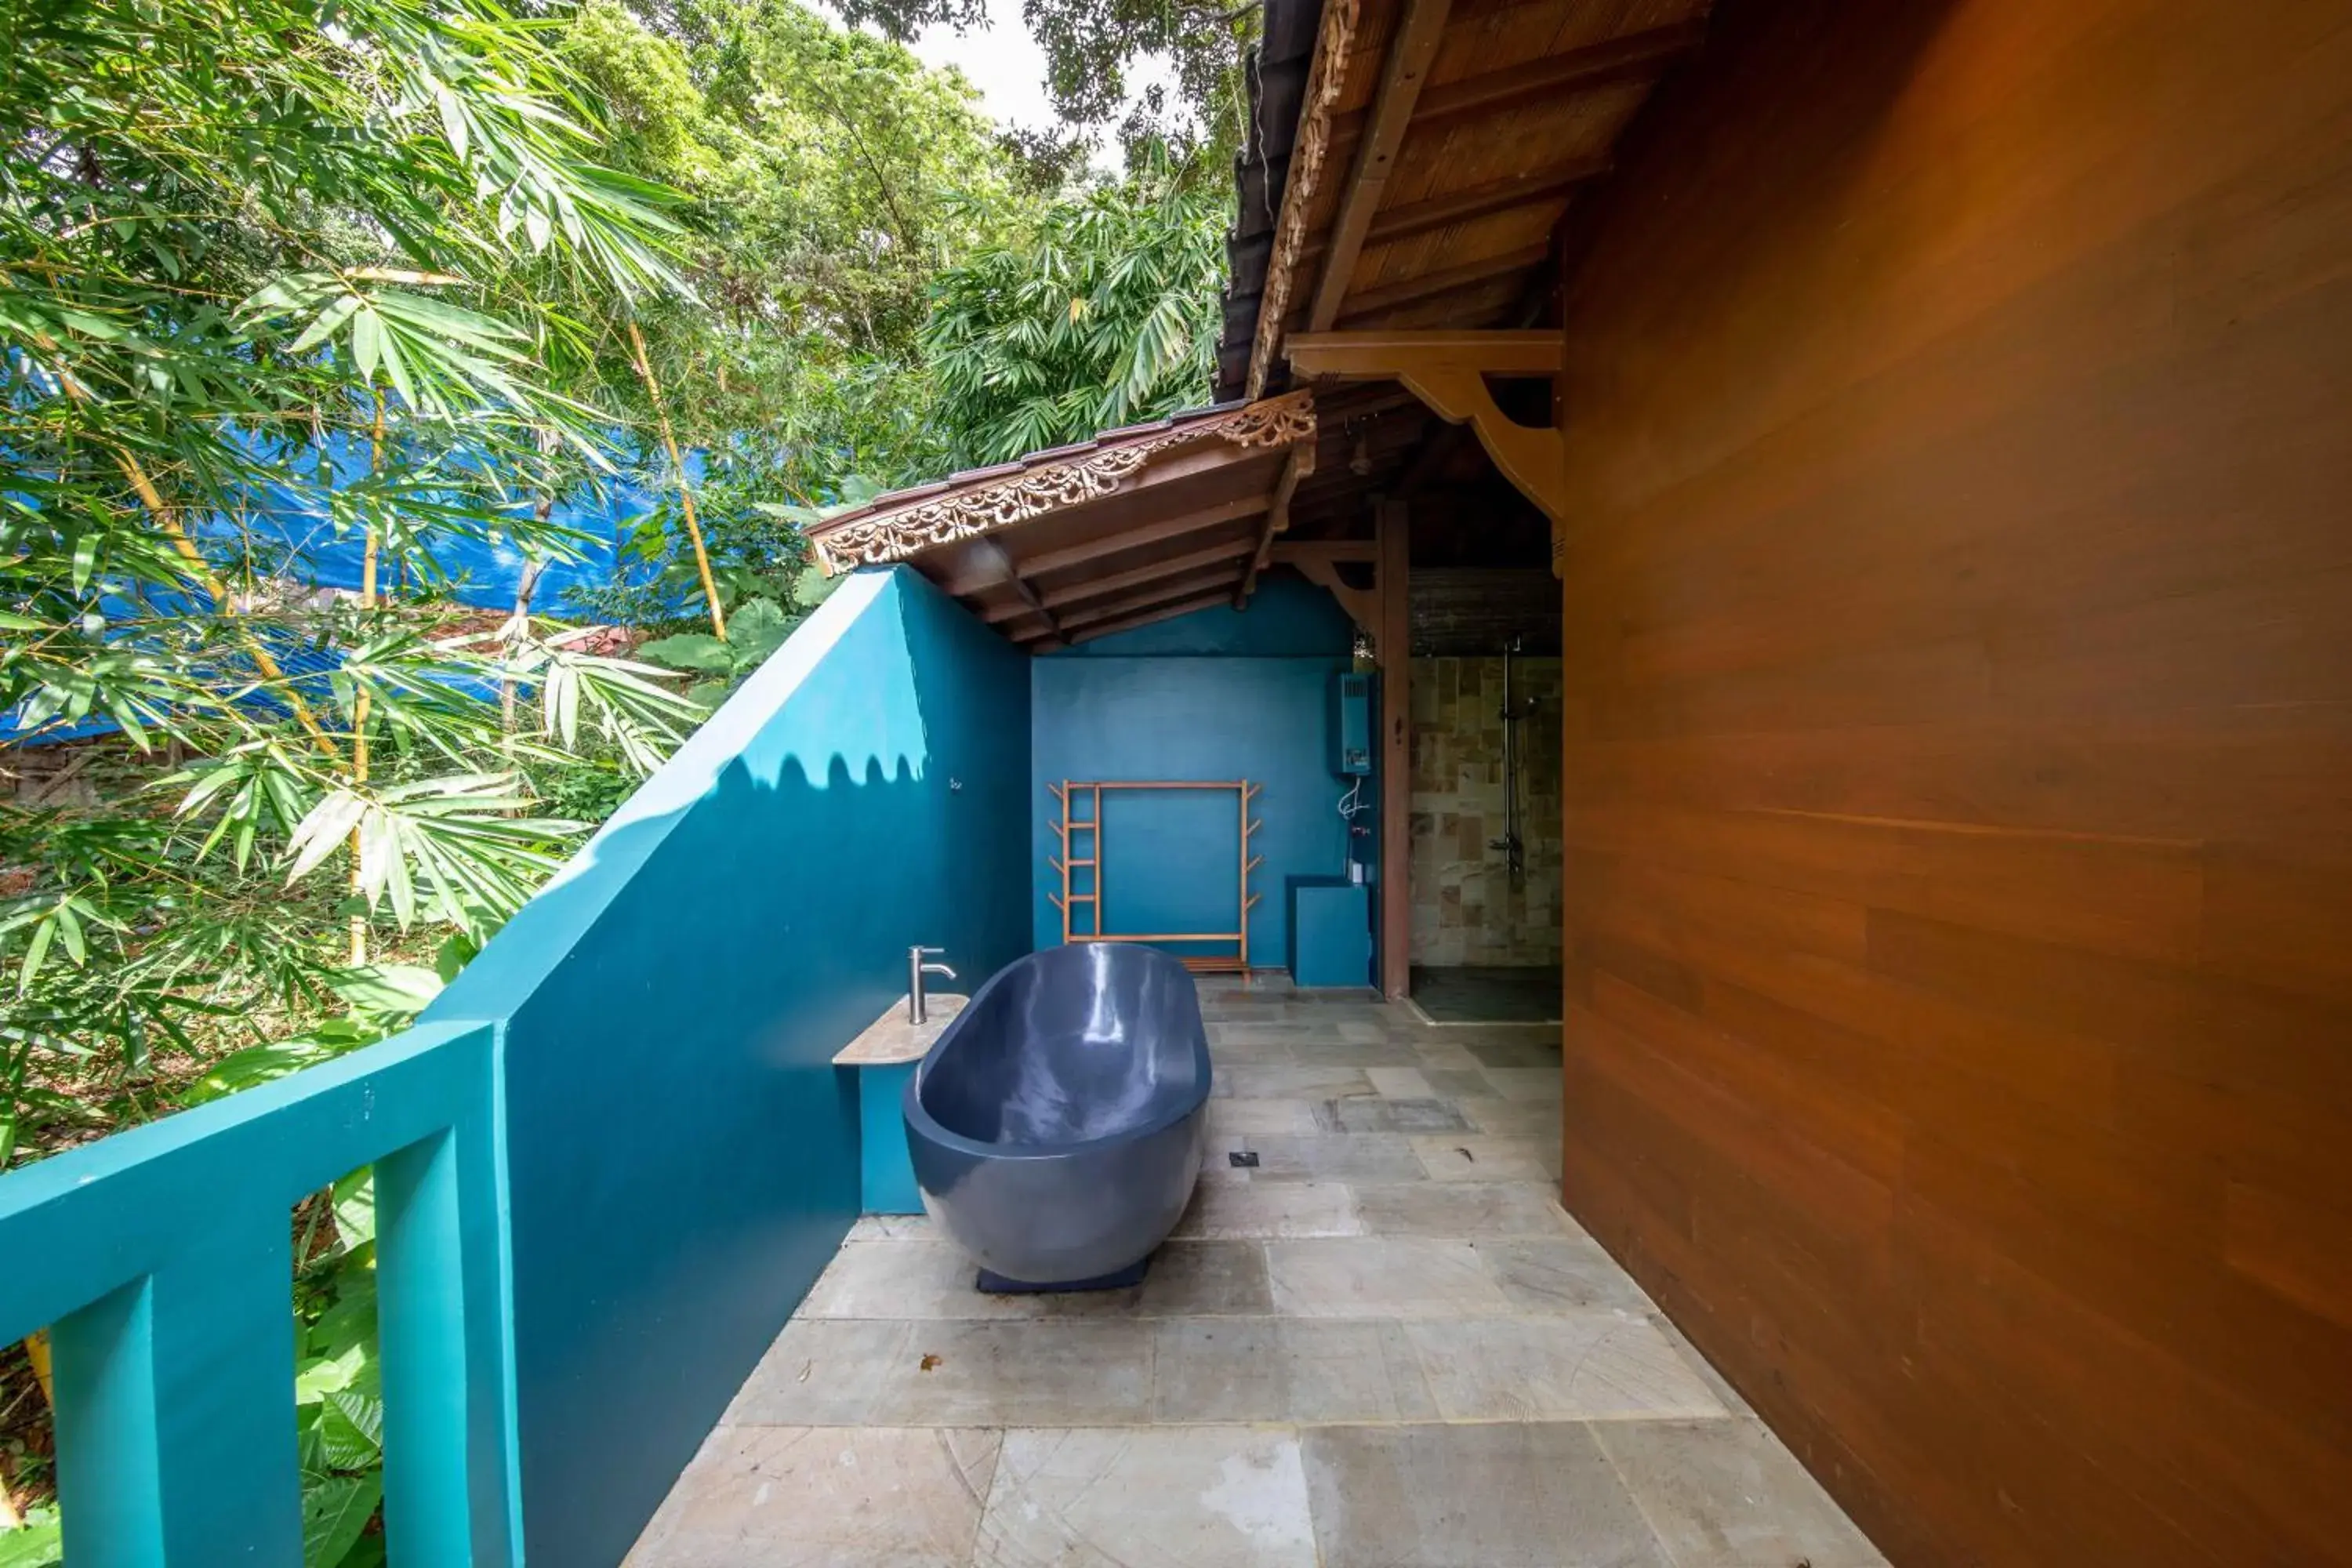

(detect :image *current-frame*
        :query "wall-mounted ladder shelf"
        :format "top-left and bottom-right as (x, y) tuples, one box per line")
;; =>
(1047, 779), (1263, 974)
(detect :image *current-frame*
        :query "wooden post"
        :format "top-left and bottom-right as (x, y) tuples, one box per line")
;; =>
(1377, 498), (1412, 1001)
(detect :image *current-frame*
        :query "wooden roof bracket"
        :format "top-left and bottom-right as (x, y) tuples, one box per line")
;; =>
(1287, 330), (1567, 575)
(1234, 441), (1317, 608)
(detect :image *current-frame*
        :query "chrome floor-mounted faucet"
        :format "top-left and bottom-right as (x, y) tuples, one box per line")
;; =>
(909, 946), (956, 1023)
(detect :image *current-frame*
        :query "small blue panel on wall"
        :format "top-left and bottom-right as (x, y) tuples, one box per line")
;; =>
(1290, 878), (1373, 989)
(857, 1062), (924, 1214)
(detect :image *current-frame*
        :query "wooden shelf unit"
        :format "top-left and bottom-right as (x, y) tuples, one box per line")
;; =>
(1047, 780), (1264, 974)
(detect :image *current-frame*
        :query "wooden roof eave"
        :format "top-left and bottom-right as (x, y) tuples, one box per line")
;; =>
(805, 391), (1318, 577)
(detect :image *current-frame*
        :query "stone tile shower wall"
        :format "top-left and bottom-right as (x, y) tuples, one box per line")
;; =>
(1407, 657), (1563, 967)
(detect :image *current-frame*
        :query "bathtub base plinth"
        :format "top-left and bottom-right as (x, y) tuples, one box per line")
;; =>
(975, 1254), (1152, 1294)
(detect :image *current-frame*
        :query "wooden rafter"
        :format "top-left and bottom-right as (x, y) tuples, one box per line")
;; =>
(1287, 330), (1566, 561)
(1307, 0), (1454, 332)
(1234, 444), (1316, 608)
(1330, 243), (1552, 324)
(1037, 536), (1258, 614)
(1326, 20), (1707, 155)
(1305, 158), (1610, 260)
(1063, 587), (1238, 648)
(978, 537), (1064, 644)
(942, 495), (1268, 595)
(1029, 565), (1247, 639)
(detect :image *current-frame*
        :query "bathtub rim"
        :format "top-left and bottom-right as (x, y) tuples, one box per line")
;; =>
(902, 944), (1214, 1163)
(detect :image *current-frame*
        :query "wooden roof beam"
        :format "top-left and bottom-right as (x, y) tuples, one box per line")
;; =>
(1050, 564), (1249, 635)
(1302, 157), (1610, 263)
(1306, 0), (1454, 332)
(1234, 442), (1316, 608)
(1324, 20), (1707, 154)
(1272, 540), (1377, 565)
(1287, 330), (1567, 567)
(976, 537), (1065, 643)
(938, 491), (1269, 595)
(1036, 535), (1260, 613)
(1062, 588), (1240, 648)
(1325, 242), (1552, 323)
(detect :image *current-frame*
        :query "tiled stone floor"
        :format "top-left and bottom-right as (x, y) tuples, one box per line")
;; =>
(628, 978), (1885, 1568)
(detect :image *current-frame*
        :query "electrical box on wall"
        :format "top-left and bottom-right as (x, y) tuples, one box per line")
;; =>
(1330, 673), (1372, 775)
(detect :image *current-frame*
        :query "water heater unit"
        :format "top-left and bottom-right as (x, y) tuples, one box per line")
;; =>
(1330, 673), (1372, 775)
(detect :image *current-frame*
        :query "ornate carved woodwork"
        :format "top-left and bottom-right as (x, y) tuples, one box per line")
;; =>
(1246, 0), (1362, 398)
(810, 392), (1317, 572)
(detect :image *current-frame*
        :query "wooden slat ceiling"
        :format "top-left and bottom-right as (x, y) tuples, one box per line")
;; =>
(1226, 0), (1713, 398)
(804, 386), (1431, 652)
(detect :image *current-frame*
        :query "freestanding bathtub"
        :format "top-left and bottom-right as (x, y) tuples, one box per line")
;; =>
(902, 943), (1211, 1289)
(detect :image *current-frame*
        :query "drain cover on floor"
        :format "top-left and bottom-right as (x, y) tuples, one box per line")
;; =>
(1228, 1150), (1260, 1168)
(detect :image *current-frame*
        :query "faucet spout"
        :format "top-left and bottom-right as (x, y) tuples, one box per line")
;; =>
(909, 946), (956, 1024)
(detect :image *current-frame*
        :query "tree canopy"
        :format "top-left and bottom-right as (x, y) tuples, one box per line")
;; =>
(924, 147), (1230, 463)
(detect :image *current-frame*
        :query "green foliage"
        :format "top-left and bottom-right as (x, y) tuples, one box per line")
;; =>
(0, 0), (710, 1168)
(0, 1512), (59, 1568)
(822, 0), (1263, 165)
(637, 586), (829, 703)
(923, 148), (1229, 463)
(291, 1167), (387, 1567)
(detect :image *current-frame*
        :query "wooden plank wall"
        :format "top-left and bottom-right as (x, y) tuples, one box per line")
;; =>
(1548, 1), (2352, 1563)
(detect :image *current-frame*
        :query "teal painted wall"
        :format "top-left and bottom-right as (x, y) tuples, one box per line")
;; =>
(429, 565), (1030, 1566)
(1031, 579), (1358, 966)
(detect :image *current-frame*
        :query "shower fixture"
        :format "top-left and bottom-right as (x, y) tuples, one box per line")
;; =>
(1490, 635), (1539, 882)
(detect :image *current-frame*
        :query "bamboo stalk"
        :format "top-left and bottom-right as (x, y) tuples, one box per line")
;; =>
(46, 366), (340, 759)
(623, 318), (725, 641)
(348, 396), (384, 966)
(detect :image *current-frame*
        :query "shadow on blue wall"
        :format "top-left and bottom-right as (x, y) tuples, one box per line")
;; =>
(1031, 579), (1359, 967)
(428, 567), (1029, 1566)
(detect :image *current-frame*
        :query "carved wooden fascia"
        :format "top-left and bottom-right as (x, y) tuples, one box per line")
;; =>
(1245, 0), (1363, 399)
(809, 391), (1318, 573)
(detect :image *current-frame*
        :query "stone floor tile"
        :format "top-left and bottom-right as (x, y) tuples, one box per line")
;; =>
(1350, 1181), (1581, 1239)
(1138, 1240), (1274, 1315)
(1465, 1037), (1566, 1070)
(869, 1320), (1152, 1425)
(1287, 1036), (1425, 1067)
(1172, 1180), (1363, 1239)
(1646, 1312), (1758, 1418)
(1410, 1134), (1559, 1182)
(974, 1427), (1319, 1568)
(1410, 1041), (1484, 1070)
(1265, 1237), (1512, 1318)
(1151, 1318), (1438, 1424)
(1453, 1094), (1563, 1135)
(1215, 1063), (1377, 1101)
(1206, 1098), (1323, 1138)
(848, 1214), (938, 1241)
(1405, 1316), (1727, 1421)
(1481, 1065), (1566, 1100)
(800, 1242), (1134, 1319)
(1365, 1066), (1434, 1098)
(1311, 1095), (1473, 1134)
(727, 1318), (914, 1425)
(1421, 1067), (1497, 1099)
(1596, 1418), (1889, 1567)
(626, 1425), (999, 1567)
(1239, 1133), (1428, 1183)
(1486, 1238), (1657, 1313)
(1301, 1423), (1671, 1568)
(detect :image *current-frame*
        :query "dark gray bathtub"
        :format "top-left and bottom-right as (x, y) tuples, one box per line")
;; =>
(902, 944), (1210, 1287)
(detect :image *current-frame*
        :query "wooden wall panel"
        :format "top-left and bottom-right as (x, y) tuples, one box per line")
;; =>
(1549, 1), (2352, 1563)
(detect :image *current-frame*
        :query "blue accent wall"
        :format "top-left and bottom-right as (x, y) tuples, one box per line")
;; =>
(429, 565), (1030, 1566)
(1031, 579), (1356, 966)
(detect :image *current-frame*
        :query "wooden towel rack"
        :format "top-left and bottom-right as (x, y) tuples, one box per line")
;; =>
(1047, 780), (1264, 974)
